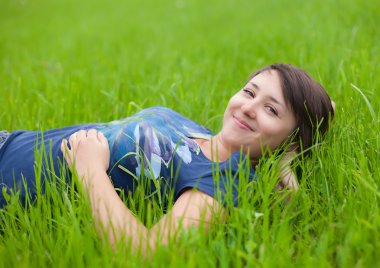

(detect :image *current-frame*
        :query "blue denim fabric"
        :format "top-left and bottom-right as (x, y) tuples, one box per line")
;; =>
(0, 131), (10, 151)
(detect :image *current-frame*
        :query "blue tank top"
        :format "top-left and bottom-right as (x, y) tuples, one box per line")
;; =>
(0, 107), (255, 207)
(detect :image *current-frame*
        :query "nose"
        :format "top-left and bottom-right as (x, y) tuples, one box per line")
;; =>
(241, 102), (256, 119)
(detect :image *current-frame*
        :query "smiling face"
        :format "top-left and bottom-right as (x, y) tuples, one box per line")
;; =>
(219, 70), (297, 159)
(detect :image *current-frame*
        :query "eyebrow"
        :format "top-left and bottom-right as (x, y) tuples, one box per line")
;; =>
(249, 82), (286, 111)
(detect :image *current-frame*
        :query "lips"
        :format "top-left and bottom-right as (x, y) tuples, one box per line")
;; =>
(233, 115), (254, 131)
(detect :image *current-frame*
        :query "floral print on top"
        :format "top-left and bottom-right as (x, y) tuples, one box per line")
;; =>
(99, 107), (210, 179)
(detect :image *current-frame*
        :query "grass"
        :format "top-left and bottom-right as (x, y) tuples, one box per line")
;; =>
(1, 0), (379, 266)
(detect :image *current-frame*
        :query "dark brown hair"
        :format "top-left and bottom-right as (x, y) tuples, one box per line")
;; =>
(249, 63), (335, 155)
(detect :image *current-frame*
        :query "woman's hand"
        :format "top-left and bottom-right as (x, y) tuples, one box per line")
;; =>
(61, 129), (110, 185)
(277, 151), (299, 191)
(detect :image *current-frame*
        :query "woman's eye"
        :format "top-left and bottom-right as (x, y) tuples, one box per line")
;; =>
(268, 106), (278, 116)
(243, 89), (255, 98)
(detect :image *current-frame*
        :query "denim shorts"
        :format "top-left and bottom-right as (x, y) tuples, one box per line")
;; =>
(0, 131), (10, 151)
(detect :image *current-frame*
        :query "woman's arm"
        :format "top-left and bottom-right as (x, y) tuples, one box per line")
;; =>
(61, 129), (224, 252)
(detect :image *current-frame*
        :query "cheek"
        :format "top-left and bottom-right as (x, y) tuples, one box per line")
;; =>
(258, 114), (277, 133)
(227, 96), (240, 108)
(223, 96), (240, 117)
(260, 119), (290, 145)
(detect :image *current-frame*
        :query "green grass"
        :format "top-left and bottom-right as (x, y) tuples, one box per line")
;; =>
(1, 0), (379, 266)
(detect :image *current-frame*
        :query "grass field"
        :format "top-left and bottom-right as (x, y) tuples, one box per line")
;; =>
(1, 0), (379, 267)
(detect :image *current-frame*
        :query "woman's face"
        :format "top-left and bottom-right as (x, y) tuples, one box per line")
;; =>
(220, 70), (297, 159)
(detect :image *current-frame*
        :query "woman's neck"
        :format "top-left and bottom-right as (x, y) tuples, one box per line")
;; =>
(194, 134), (232, 162)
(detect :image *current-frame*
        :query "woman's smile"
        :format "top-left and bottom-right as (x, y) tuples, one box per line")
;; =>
(233, 115), (253, 131)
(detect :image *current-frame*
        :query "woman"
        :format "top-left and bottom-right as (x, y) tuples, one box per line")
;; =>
(0, 63), (334, 251)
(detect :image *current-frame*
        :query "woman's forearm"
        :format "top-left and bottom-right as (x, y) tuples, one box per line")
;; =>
(82, 169), (149, 250)
(82, 170), (216, 253)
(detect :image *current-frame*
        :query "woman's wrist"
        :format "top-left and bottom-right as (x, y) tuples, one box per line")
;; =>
(76, 167), (108, 189)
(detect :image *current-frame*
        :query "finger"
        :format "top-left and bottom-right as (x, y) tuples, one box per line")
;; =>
(61, 139), (66, 154)
(60, 139), (67, 154)
(279, 173), (299, 192)
(60, 139), (73, 167)
(291, 179), (299, 191)
(276, 179), (285, 190)
(69, 132), (77, 146)
(87, 129), (98, 139)
(97, 131), (108, 146)
(287, 176), (299, 191)
(76, 130), (87, 140)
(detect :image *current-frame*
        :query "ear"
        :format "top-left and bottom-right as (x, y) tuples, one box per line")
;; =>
(331, 100), (336, 112)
